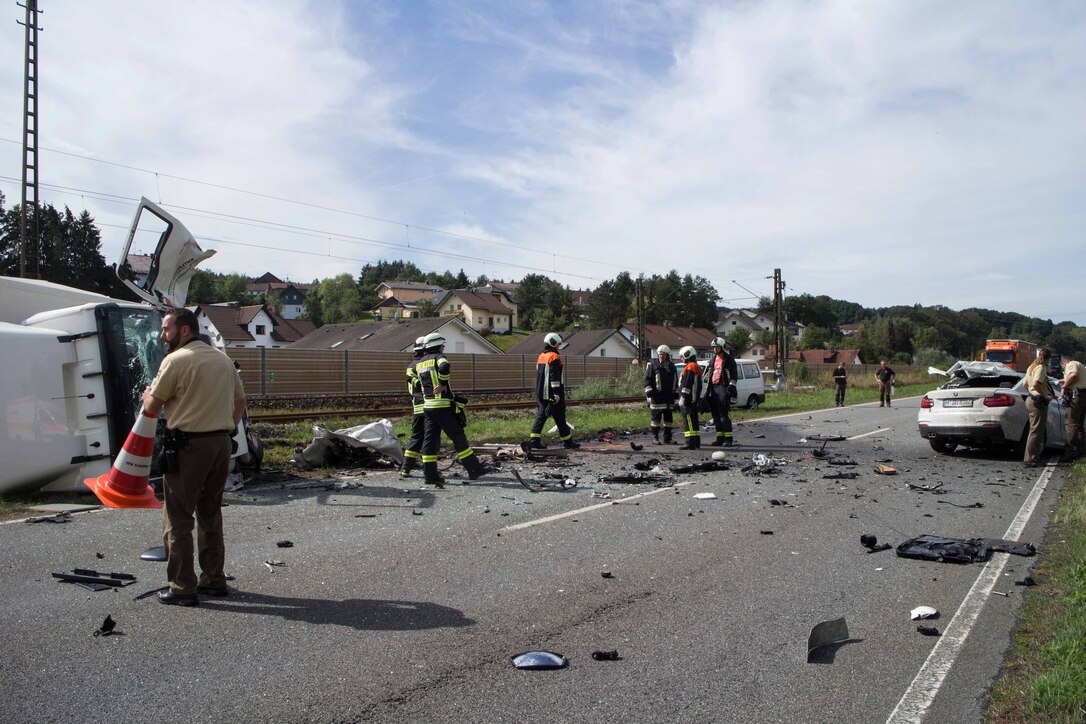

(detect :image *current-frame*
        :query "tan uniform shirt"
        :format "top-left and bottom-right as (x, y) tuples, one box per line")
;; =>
(150, 341), (245, 432)
(1024, 363), (1051, 400)
(1063, 360), (1084, 392)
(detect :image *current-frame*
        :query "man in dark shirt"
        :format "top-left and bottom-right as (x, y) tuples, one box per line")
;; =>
(875, 360), (895, 407)
(833, 362), (848, 407)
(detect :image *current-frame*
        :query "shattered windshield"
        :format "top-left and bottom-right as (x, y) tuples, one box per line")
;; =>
(119, 308), (165, 413)
(936, 361), (1023, 390)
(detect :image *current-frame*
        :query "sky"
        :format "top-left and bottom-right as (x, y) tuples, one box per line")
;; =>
(1, 0), (1084, 323)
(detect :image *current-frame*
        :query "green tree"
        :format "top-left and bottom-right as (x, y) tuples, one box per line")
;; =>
(784, 294), (839, 330)
(186, 269), (218, 305)
(416, 297), (438, 318)
(301, 278), (323, 326)
(799, 325), (832, 350)
(216, 274), (256, 305)
(313, 274), (365, 323)
(587, 272), (635, 328)
(726, 327), (752, 354)
(515, 274), (551, 330)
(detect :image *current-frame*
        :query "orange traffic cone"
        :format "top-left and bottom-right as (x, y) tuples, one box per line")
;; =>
(84, 408), (162, 509)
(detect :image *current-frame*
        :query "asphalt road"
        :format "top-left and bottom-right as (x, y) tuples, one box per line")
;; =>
(0, 396), (1065, 723)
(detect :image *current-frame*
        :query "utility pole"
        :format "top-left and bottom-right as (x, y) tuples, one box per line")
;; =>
(773, 268), (786, 375)
(636, 274), (645, 360)
(18, 0), (42, 278)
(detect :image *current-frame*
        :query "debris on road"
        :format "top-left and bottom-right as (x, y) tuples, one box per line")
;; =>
(276, 540), (294, 548)
(936, 501), (984, 509)
(910, 606), (939, 620)
(896, 535), (1036, 564)
(601, 571), (614, 578)
(859, 534), (891, 553)
(292, 419), (403, 470)
(874, 463), (897, 475)
(807, 617), (850, 664)
(907, 482), (944, 492)
(693, 492), (717, 500)
(52, 569), (137, 591)
(591, 650), (621, 661)
(1015, 576), (1036, 587)
(93, 615), (117, 637)
(264, 560), (286, 571)
(671, 461), (729, 474)
(140, 546), (167, 562)
(916, 626), (940, 636)
(511, 651), (568, 670)
(823, 472), (859, 480)
(25, 512), (72, 524)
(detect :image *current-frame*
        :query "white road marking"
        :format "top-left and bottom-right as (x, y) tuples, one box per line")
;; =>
(885, 464), (1055, 723)
(503, 481), (696, 531)
(849, 427), (893, 440)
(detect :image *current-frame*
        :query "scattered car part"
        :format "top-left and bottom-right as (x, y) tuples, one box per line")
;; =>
(591, 650), (620, 661)
(910, 606), (939, 620)
(916, 626), (940, 636)
(693, 492), (717, 500)
(874, 463), (897, 475)
(94, 615), (117, 637)
(53, 569), (137, 589)
(511, 651), (567, 670)
(807, 617), (850, 664)
(140, 545), (167, 562)
(276, 540), (294, 548)
(896, 535), (1035, 564)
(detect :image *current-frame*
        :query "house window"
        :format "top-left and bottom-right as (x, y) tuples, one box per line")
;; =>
(255, 325), (266, 335)
(477, 317), (483, 324)
(600, 349), (606, 357)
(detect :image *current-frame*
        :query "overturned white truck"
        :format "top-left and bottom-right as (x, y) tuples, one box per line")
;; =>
(0, 198), (240, 494)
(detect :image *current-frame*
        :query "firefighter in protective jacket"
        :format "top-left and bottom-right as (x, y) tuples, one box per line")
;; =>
(700, 337), (738, 446)
(400, 336), (427, 477)
(415, 332), (487, 486)
(644, 345), (677, 444)
(677, 345), (703, 450)
(529, 332), (579, 449)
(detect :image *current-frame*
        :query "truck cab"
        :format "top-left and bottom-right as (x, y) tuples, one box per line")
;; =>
(0, 199), (213, 493)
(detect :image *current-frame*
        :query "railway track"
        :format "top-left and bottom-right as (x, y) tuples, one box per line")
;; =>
(249, 396), (644, 424)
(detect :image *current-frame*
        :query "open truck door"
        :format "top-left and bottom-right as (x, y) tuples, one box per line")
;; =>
(116, 197), (214, 308)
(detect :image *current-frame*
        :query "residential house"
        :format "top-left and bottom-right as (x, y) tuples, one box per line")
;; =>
(371, 280), (446, 320)
(469, 285), (519, 328)
(506, 327), (637, 358)
(434, 289), (516, 334)
(570, 290), (591, 319)
(123, 254), (152, 287)
(840, 322), (863, 337)
(195, 302), (316, 349)
(246, 273), (311, 320)
(618, 323), (719, 360)
(290, 317), (501, 355)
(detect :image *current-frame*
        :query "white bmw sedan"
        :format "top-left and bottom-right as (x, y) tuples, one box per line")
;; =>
(917, 361), (1068, 455)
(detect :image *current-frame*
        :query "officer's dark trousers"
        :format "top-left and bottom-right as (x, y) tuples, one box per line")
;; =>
(707, 387), (733, 442)
(401, 412), (425, 472)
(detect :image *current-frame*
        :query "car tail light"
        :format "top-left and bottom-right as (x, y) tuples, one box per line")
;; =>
(921, 395), (933, 409)
(983, 393), (1016, 407)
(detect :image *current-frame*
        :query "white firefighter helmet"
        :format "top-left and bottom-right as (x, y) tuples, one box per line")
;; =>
(544, 332), (562, 349)
(679, 345), (697, 361)
(656, 345), (671, 357)
(712, 337), (726, 350)
(422, 332), (446, 350)
(413, 336), (426, 353)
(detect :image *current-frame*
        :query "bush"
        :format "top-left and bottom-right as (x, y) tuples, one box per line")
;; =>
(789, 361), (810, 384)
(573, 365), (645, 399)
(912, 347), (957, 370)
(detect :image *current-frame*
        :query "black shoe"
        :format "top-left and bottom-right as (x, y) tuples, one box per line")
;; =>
(1024, 461), (1038, 468)
(468, 465), (492, 481)
(563, 440), (580, 449)
(723, 439), (735, 447)
(529, 439), (547, 449)
(710, 439), (726, 447)
(158, 590), (199, 607)
(424, 477), (445, 488)
(196, 584), (230, 597)
(679, 441), (696, 450)
(399, 468), (412, 478)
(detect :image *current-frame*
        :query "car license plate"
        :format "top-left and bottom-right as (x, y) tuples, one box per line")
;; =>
(943, 399), (973, 408)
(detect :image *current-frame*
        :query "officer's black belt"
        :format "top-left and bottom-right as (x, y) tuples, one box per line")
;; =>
(173, 429), (231, 438)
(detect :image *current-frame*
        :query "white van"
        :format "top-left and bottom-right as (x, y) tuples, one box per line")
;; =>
(732, 359), (767, 409)
(676, 358), (767, 409)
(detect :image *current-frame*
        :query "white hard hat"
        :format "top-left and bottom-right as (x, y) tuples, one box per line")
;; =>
(679, 345), (697, 361)
(656, 345), (671, 356)
(544, 332), (562, 348)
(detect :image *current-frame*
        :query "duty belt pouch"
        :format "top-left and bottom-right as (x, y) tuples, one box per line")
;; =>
(159, 429), (183, 474)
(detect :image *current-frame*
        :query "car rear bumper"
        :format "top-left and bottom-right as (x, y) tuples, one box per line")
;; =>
(917, 423), (1011, 443)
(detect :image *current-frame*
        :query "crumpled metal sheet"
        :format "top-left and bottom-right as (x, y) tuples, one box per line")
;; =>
(295, 419), (403, 468)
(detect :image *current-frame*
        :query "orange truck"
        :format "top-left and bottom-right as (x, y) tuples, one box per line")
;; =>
(980, 339), (1038, 373)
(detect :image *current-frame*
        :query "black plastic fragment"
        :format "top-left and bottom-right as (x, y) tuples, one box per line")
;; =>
(916, 626), (940, 636)
(94, 615), (116, 637)
(591, 650), (620, 661)
(276, 540), (294, 548)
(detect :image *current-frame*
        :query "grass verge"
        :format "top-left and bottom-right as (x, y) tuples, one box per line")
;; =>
(986, 461), (1086, 722)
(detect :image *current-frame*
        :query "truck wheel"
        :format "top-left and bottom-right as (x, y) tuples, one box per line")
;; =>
(929, 438), (957, 454)
(746, 395), (759, 410)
